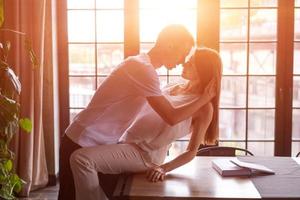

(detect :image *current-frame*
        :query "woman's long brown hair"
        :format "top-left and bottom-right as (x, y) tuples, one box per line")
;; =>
(194, 47), (222, 145)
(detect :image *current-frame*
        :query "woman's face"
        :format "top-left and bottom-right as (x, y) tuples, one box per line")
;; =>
(182, 55), (199, 81)
(163, 43), (192, 69)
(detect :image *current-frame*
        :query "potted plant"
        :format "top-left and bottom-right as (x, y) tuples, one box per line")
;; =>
(0, 1), (37, 198)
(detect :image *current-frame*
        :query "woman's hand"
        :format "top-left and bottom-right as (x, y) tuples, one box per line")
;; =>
(146, 166), (166, 182)
(203, 78), (216, 100)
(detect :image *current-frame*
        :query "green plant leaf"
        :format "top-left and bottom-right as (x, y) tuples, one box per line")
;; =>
(0, 163), (5, 176)
(10, 174), (22, 193)
(0, 186), (15, 200)
(13, 180), (22, 193)
(4, 159), (12, 172)
(19, 118), (32, 133)
(0, 0), (4, 28)
(0, 174), (5, 182)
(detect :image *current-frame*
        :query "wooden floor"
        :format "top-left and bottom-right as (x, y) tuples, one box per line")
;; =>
(19, 185), (58, 200)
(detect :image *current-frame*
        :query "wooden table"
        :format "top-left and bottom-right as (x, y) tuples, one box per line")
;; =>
(113, 156), (267, 200)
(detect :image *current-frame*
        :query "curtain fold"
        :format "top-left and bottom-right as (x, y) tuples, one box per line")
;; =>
(1, 0), (51, 196)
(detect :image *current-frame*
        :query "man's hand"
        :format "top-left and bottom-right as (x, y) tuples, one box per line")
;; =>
(146, 166), (166, 182)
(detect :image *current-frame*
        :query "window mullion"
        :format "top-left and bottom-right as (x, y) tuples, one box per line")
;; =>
(197, 0), (220, 50)
(275, 0), (294, 156)
(124, 0), (139, 58)
(57, 0), (70, 136)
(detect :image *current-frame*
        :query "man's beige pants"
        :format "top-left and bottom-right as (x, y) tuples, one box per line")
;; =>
(70, 143), (148, 200)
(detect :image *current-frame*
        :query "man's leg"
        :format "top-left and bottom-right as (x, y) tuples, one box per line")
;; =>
(58, 135), (81, 200)
(70, 144), (148, 200)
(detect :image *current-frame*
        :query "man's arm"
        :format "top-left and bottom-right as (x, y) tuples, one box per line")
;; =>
(146, 103), (214, 182)
(147, 79), (216, 126)
(146, 95), (211, 126)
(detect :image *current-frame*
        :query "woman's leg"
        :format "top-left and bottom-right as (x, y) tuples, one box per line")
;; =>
(70, 144), (148, 200)
(58, 135), (81, 200)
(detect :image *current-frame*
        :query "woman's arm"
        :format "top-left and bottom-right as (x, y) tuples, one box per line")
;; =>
(146, 79), (216, 126)
(146, 103), (213, 182)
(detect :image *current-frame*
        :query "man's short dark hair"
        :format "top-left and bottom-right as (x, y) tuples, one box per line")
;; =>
(155, 24), (194, 48)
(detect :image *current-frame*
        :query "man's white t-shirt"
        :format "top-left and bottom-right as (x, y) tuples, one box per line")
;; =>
(66, 53), (162, 147)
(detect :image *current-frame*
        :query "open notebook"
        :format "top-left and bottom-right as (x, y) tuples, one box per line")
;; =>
(212, 158), (275, 177)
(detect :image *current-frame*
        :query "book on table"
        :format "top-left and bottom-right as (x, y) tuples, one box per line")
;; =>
(212, 158), (275, 177)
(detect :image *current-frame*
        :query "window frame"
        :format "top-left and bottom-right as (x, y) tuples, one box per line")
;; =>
(57, 0), (295, 156)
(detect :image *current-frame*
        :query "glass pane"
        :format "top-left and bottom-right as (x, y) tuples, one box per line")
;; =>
(293, 77), (300, 107)
(292, 142), (300, 157)
(140, 0), (196, 9)
(297, 0), (300, 7)
(295, 9), (300, 40)
(294, 43), (300, 74)
(250, 0), (277, 7)
(97, 44), (124, 75)
(250, 9), (277, 41)
(249, 43), (276, 75)
(218, 142), (248, 155)
(70, 109), (83, 123)
(69, 77), (95, 107)
(169, 65), (183, 76)
(96, 10), (124, 42)
(248, 76), (275, 108)
(248, 142), (274, 156)
(69, 44), (95, 75)
(219, 109), (246, 140)
(140, 43), (154, 54)
(218, 141), (246, 148)
(67, 0), (94, 9)
(248, 109), (275, 140)
(157, 67), (168, 76)
(97, 77), (107, 89)
(220, 43), (247, 75)
(140, 9), (196, 42)
(96, 0), (123, 9)
(293, 109), (300, 139)
(220, 77), (246, 108)
(168, 141), (189, 157)
(159, 76), (168, 89)
(68, 10), (95, 42)
(220, 9), (248, 42)
(220, 0), (248, 8)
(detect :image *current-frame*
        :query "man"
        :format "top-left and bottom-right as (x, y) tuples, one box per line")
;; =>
(58, 24), (211, 200)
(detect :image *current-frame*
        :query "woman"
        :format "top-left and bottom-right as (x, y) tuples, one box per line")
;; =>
(70, 47), (222, 200)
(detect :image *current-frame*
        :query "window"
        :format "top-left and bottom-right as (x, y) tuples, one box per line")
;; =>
(293, 0), (300, 156)
(58, 0), (298, 156)
(67, 0), (124, 122)
(139, 0), (197, 155)
(139, 0), (197, 87)
(219, 0), (277, 155)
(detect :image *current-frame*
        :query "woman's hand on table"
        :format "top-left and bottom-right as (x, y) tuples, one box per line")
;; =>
(146, 166), (166, 182)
